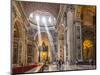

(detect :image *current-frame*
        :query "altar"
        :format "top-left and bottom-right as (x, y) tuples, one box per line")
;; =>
(39, 42), (48, 62)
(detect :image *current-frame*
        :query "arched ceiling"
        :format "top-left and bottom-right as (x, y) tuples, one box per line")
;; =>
(29, 10), (56, 27)
(20, 1), (60, 18)
(20, 1), (60, 28)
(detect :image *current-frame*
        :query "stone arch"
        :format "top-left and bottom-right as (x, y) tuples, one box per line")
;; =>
(34, 31), (53, 62)
(13, 19), (24, 38)
(12, 19), (25, 65)
(14, 22), (19, 38)
(13, 21), (20, 64)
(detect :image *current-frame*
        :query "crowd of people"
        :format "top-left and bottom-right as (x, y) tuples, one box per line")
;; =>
(56, 59), (64, 70)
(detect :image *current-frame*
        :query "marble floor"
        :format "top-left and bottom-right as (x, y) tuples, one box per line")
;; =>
(43, 64), (96, 72)
(26, 64), (96, 73)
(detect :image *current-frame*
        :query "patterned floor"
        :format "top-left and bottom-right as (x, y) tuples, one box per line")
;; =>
(43, 64), (96, 72)
(25, 64), (96, 73)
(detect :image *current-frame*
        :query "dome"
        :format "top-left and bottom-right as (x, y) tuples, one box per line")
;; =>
(29, 10), (56, 27)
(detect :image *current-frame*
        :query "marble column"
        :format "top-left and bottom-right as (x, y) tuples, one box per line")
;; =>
(66, 5), (75, 64)
(20, 28), (27, 66)
(74, 6), (83, 61)
(75, 22), (83, 60)
(64, 30), (67, 64)
(25, 37), (27, 65)
(64, 15), (67, 65)
(57, 33), (60, 60)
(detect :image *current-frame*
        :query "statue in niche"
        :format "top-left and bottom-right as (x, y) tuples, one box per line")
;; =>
(42, 42), (48, 51)
(41, 42), (48, 63)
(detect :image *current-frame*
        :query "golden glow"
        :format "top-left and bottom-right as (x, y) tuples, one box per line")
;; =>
(83, 39), (93, 60)
(83, 39), (93, 49)
(41, 52), (47, 60)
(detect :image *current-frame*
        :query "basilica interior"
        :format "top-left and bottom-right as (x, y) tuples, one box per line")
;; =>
(12, 0), (96, 74)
